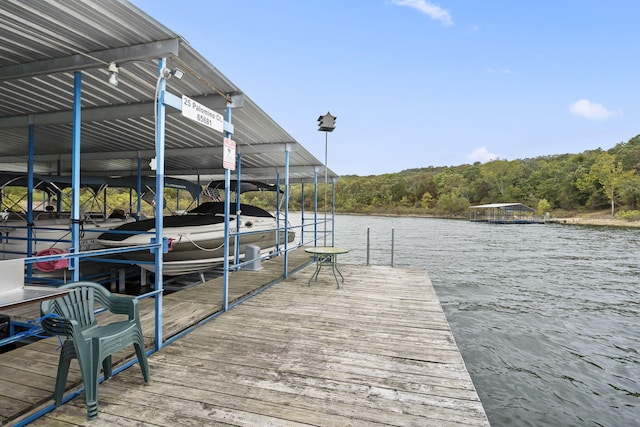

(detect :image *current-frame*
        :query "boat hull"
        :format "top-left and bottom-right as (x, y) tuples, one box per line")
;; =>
(121, 229), (294, 273)
(96, 210), (296, 276)
(138, 231), (295, 275)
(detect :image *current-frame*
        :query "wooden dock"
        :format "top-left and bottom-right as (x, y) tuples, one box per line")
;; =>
(3, 248), (489, 426)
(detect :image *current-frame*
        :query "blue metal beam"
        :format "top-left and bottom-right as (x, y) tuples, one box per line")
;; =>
(284, 145), (290, 276)
(314, 169), (318, 247)
(222, 102), (233, 311)
(26, 121), (35, 280)
(137, 155), (142, 220)
(234, 153), (242, 269)
(154, 58), (167, 350)
(301, 182), (306, 245)
(71, 71), (82, 282)
(276, 171), (281, 253)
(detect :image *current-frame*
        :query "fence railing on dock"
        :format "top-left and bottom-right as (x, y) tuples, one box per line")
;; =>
(366, 226), (395, 267)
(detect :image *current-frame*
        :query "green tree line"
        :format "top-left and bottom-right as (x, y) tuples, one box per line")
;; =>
(285, 134), (640, 219)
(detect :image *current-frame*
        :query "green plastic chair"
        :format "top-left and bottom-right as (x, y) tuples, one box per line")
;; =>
(41, 281), (149, 420)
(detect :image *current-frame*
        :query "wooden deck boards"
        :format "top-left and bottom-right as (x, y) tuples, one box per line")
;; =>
(3, 249), (489, 426)
(0, 248), (311, 425)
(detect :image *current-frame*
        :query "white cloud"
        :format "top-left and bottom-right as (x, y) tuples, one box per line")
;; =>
(391, 0), (453, 27)
(569, 99), (618, 119)
(468, 147), (498, 163)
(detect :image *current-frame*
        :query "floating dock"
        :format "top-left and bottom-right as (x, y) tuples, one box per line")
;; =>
(3, 248), (489, 426)
(470, 202), (544, 224)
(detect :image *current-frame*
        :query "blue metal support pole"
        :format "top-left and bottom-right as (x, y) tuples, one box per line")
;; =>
(222, 101), (233, 311)
(283, 145), (290, 276)
(234, 153), (242, 270)
(223, 168), (230, 311)
(301, 182), (305, 245)
(70, 71), (82, 282)
(56, 159), (62, 214)
(313, 169), (318, 247)
(136, 155), (142, 220)
(275, 171), (281, 252)
(26, 120), (35, 279)
(324, 131), (328, 247)
(154, 59), (167, 349)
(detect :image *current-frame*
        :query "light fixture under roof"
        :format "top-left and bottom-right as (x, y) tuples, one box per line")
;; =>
(161, 67), (184, 80)
(172, 68), (184, 80)
(108, 62), (119, 86)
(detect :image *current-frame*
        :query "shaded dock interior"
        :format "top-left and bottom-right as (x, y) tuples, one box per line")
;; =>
(2, 248), (489, 426)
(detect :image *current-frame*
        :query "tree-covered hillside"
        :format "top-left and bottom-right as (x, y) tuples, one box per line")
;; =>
(288, 134), (640, 218)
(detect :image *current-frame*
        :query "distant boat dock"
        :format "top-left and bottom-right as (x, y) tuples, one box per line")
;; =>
(470, 202), (545, 224)
(5, 248), (489, 426)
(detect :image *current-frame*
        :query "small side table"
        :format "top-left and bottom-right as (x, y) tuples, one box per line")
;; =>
(305, 246), (349, 288)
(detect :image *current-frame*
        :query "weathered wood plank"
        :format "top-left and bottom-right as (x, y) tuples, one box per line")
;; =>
(6, 252), (489, 426)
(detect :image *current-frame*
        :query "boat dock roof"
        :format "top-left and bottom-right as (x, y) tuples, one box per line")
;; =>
(5, 248), (489, 426)
(470, 202), (542, 224)
(0, 1), (336, 184)
(470, 203), (535, 211)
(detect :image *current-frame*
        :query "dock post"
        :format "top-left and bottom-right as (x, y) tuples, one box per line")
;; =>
(391, 227), (395, 267)
(366, 227), (370, 266)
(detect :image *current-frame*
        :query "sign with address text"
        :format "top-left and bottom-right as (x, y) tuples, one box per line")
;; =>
(181, 95), (224, 132)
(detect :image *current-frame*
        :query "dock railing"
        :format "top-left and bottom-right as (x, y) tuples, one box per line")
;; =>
(366, 226), (395, 267)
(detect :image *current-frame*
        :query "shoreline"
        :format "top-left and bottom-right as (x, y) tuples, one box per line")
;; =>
(548, 216), (640, 228)
(331, 211), (640, 228)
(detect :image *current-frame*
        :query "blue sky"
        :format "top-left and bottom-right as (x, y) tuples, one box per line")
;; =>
(131, 0), (640, 176)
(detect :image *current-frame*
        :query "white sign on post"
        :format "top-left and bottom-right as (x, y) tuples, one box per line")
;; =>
(223, 137), (236, 170)
(181, 95), (224, 132)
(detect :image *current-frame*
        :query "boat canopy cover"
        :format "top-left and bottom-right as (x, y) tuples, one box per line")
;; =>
(206, 180), (283, 194)
(188, 202), (274, 218)
(0, 172), (104, 194)
(0, 174), (202, 200)
(110, 176), (202, 199)
(469, 203), (536, 212)
(97, 214), (228, 242)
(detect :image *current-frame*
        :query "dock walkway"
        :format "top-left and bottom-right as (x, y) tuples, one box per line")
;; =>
(4, 249), (489, 426)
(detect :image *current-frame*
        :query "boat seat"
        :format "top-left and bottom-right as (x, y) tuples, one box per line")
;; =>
(40, 281), (149, 420)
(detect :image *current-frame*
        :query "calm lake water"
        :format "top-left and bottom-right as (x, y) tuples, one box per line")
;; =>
(305, 214), (640, 427)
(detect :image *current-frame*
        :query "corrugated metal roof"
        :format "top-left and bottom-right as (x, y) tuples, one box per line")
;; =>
(0, 0), (334, 183)
(470, 203), (536, 212)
